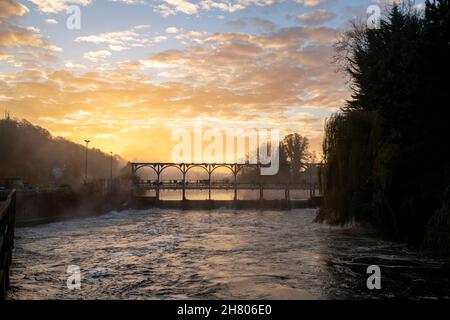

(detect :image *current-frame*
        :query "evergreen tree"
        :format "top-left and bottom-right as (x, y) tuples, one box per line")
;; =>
(319, 1), (450, 252)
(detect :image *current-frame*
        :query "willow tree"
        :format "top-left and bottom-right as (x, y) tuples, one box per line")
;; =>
(318, 0), (450, 251)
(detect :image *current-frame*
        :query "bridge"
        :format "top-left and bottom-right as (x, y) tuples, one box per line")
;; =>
(131, 162), (319, 201)
(0, 189), (16, 299)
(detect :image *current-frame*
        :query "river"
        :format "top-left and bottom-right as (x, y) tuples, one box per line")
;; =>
(7, 209), (450, 299)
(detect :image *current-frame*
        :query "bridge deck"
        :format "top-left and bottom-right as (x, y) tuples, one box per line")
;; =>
(135, 183), (313, 190)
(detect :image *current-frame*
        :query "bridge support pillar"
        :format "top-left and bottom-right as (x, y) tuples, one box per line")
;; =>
(182, 170), (186, 201)
(156, 171), (160, 201)
(233, 172), (238, 201)
(285, 185), (290, 202)
(208, 172), (212, 201)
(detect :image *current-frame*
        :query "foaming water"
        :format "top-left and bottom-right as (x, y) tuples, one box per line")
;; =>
(8, 209), (450, 300)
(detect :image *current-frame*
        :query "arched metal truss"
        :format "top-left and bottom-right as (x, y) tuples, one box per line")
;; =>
(131, 162), (319, 201)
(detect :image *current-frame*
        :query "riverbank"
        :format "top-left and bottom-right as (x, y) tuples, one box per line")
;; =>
(15, 189), (130, 226)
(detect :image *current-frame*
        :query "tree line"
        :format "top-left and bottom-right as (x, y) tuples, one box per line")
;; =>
(317, 1), (450, 255)
(0, 118), (125, 187)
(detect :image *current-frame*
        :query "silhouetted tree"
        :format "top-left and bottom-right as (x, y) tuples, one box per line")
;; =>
(238, 133), (311, 183)
(318, 0), (450, 253)
(280, 133), (310, 181)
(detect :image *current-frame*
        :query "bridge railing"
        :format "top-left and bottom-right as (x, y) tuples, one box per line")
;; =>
(134, 181), (314, 189)
(0, 189), (16, 299)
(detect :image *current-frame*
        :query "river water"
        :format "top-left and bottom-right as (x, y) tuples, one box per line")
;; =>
(7, 209), (450, 300)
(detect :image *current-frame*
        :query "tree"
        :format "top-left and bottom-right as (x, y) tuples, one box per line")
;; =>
(280, 133), (310, 180)
(319, 1), (450, 252)
(237, 133), (311, 183)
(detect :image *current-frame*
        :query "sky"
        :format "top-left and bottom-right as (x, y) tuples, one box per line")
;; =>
(0, 0), (424, 162)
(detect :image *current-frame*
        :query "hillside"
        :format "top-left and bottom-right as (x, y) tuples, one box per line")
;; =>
(0, 118), (126, 187)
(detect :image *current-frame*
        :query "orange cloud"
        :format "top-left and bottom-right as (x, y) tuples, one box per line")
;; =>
(0, 0), (28, 21)
(1, 1), (348, 161)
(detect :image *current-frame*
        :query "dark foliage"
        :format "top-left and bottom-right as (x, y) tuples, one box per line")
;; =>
(0, 118), (125, 186)
(318, 1), (450, 253)
(239, 133), (312, 183)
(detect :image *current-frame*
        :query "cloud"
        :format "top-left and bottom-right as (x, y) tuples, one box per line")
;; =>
(0, 1), (61, 73)
(83, 50), (112, 62)
(27, 0), (92, 14)
(295, 0), (334, 7)
(0, 0), (29, 21)
(174, 30), (209, 44)
(166, 27), (181, 34)
(64, 60), (87, 69)
(227, 17), (276, 32)
(45, 18), (58, 25)
(154, 35), (168, 43)
(200, 0), (275, 13)
(134, 24), (152, 29)
(0, 53), (12, 60)
(298, 10), (336, 25)
(0, 24), (61, 51)
(75, 26), (152, 51)
(138, 26), (344, 113)
(109, 0), (146, 4)
(155, 0), (198, 17)
(154, 0), (276, 16)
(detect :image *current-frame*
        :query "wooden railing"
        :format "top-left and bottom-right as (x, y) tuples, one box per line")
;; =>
(0, 190), (16, 299)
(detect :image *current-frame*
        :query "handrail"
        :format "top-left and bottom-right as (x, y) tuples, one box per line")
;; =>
(0, 189), (16, 299)
(0, 192), (13, 220)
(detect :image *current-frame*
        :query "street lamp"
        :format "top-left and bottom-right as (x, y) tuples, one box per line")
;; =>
(110, 151), (113, 181)
(84, 140), (90, 182)
(110, 151), (113, 193)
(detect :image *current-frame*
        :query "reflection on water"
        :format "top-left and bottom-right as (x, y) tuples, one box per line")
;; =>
(8, 209), (450, 300)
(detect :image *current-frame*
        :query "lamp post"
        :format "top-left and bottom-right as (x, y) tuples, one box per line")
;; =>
(110, 151), (113, 181)
(109, 152), (114, 193)
(84, 140), (90, 182)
